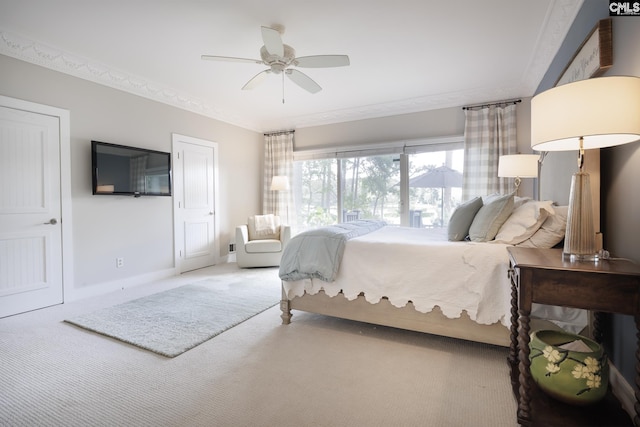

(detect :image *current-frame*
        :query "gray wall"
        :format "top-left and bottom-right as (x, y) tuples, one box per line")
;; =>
(536, 1), (640, 387)
(0, 54), (263, 292)
(601, 18), (640, 388)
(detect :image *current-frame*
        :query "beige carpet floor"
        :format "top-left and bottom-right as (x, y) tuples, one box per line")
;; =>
(0, 263), (518, 426)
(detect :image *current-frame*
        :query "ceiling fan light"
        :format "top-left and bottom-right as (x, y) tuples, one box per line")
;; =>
(270, 64), (285, 74)
(202, 25), (349, 96)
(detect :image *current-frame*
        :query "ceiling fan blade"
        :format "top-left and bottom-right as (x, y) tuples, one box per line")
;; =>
(242, 70), (270, 90)
(286, 69), (322, 94)
(201, 55), (262, 65)
(261, 26), (284, 57)
(294, 55), (350, 68)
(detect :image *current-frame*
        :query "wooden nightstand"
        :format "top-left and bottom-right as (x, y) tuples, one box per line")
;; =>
(507, 246), (640, 426)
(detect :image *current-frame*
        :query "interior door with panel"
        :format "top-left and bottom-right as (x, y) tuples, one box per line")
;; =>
(0, 105), (63, 317)
(172, 134), (217, 273)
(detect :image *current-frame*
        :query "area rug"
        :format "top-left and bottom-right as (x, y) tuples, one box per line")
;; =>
(64, 277), (279, 357)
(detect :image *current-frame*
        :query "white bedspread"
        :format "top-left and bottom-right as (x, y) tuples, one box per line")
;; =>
(282, 226), (586, 330)
(283, 226), (513, 326)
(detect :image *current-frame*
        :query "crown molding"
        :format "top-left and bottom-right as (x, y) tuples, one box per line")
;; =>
(288, 85), (521, 129)
(0, 29), (261, 131)
(521, 0), (584, 94)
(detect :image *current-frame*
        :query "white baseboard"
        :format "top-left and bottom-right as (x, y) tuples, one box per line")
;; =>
(65, 268), (178, 302)
(610, 361), (636, 421)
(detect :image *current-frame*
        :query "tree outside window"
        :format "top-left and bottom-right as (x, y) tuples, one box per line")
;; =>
(292, 148), (463, 233)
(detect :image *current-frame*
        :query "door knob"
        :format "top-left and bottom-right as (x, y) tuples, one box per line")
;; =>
(44, 218), (58, 225)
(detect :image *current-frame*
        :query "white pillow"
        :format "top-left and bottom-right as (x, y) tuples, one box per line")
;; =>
(517, 206), (569, 248)
(513, 196), (532, 210)
(247, 215), (281, 240)
(468, 193), (514, 242)
(493, 200), (555, 245)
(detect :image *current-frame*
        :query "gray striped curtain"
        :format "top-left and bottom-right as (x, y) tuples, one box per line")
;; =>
(462, 104), (517, 201)
(263, 131), (294, 224)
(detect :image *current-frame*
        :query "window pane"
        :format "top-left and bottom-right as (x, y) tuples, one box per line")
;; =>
(341, 154), (400, 225)
(408, 150), (464, 228)
(292, 159), (338, 232)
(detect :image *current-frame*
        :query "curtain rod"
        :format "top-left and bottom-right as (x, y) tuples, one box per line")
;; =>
(462, 99), (521, 110)
(264, 130), (295, 136)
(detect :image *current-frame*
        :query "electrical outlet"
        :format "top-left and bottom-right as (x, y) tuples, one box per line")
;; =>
(229, 243), (236, 253)
(116, 257), (124, 268)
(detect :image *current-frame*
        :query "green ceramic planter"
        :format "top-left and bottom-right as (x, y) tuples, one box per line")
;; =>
(529, 329), (608, 405)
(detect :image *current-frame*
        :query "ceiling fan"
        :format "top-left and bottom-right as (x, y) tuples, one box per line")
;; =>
(201, 25), (350, 97)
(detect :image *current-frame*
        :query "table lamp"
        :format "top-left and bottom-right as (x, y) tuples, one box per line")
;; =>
(498, 154), (539, 195)
(531, 76), (640, 262)
(270, 175), (290, 224)
(270, 175), (290, 192)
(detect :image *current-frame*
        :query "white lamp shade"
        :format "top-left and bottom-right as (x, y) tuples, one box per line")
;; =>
(531, 76), (640, 151)
(270, 175), (290, 191)
(498, 154), (539, 178)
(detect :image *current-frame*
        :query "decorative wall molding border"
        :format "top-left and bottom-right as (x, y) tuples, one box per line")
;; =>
(525, 0), (585, 93)
(0, 29), (259, 131)
(290, 85), (521, 128)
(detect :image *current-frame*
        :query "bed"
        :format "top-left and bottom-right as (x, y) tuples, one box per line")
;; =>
(278, 153), (597, 347)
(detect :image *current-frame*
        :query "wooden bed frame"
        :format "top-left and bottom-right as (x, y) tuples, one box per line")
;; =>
(279, 151), (598, 348)
(280, 288), (512, 347)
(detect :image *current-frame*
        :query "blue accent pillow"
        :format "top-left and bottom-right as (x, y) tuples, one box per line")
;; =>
(447, 196), (483, 241)
(468, 193), (515, 242)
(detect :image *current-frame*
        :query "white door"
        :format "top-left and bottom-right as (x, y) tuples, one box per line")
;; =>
(172, 134), (218, 273)
(0, 105), (63, 317)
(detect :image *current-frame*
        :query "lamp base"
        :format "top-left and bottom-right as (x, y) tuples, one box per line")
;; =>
(563, 171), (598, 262)
(562, 252), (599, 262)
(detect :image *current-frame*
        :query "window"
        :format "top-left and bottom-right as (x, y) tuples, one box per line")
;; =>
(340, 154), (401, 225)
(293, 138), (463, 232)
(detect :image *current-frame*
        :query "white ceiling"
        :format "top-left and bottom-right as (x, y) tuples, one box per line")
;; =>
(0, 0), (582, 132)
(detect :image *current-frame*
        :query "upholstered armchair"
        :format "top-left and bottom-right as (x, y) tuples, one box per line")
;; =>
(235, 215), (291, 268)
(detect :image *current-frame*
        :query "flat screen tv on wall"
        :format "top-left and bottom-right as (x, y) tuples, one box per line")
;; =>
(91, 140), (172, 197)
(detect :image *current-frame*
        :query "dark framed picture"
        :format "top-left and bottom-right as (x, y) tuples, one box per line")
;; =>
(555, 18), (613, 87)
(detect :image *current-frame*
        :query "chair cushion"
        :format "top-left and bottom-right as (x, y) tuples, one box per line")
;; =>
(245, 239), (282, 253)
(247, 215), (281, 240)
